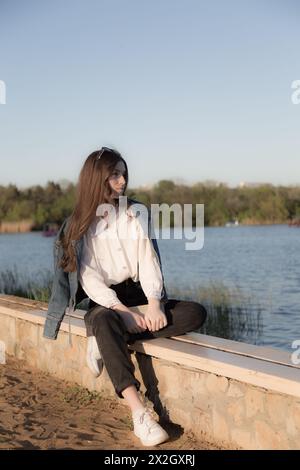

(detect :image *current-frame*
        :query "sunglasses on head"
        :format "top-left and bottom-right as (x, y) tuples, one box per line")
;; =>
(96, 147), (117, 160)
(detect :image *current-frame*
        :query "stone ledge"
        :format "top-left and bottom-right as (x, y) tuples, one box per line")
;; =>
(0, 294), (299, 399)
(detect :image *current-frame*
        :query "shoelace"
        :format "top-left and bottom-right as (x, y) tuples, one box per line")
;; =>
(138, 410), (159, 433)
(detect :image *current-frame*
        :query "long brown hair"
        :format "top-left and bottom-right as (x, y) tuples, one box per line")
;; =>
(60, 148), (128, 272)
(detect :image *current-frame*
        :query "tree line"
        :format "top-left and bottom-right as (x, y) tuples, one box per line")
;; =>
(0, 180), (300, 229)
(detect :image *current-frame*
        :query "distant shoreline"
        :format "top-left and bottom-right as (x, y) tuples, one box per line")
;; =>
(0, 221), (296, 234)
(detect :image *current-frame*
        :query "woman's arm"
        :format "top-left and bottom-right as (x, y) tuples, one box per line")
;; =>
(80, 233), (121, 309)
(43, 219), (71, 340)
(136, 217), (168, 332)
(81, 232), (147, 334)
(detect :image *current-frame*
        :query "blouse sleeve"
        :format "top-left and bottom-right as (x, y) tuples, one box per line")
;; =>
(136, 215), (164, 300)
(79, 232), (120, 309)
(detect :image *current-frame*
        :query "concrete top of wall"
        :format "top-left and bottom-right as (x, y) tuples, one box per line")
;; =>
(0, 294), (300, 399)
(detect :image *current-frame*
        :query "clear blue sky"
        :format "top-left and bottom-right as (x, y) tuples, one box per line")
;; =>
(0, 0), (299, 189)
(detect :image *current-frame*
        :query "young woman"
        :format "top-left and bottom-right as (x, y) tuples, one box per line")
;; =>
(43, 147), (207, 447)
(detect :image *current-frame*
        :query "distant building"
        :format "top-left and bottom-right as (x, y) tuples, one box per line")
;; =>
(137, 183), (154, 191)
(58, 179), (73, 190)
(238, 181), (272, 188)
(197, 179), (228, 187)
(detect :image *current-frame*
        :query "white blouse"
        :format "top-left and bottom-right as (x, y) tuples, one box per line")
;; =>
(78, 206), (164, 309)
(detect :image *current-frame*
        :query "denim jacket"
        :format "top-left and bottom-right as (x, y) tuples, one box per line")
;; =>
(43, 199), (168, 340)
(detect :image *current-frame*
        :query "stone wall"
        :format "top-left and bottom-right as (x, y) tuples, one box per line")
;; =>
(0, 300), (300, 450)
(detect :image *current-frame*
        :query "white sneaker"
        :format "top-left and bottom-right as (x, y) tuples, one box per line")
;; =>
(133, 408), (169, 447)
(86, 336), (103, 377)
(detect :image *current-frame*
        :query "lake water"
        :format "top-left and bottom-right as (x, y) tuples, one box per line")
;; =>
(0, 225), (299, 352)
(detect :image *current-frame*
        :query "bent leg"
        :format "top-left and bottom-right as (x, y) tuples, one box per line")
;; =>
(84, 305), (141, 398)
(127, 299), (207, 343)
(83, 299), (207, 396)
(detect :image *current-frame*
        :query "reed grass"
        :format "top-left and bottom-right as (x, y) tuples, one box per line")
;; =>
(0, 266), (53, 302)
(167, 281), (263, 344)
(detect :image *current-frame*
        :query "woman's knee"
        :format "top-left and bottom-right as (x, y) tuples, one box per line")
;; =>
(185, 301), (207, 330)
(85, 306), (118, 335)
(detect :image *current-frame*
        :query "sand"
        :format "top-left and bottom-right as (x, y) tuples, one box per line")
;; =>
(0, 356), (219, 450)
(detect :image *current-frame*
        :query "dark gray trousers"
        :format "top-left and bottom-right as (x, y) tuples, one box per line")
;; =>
(84, 279), (207, 398)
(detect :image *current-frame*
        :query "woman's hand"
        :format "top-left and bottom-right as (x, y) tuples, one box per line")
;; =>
(112, 303), (147, 334)
(121, 311), (148, 334)
(144, 298), (168, 332)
